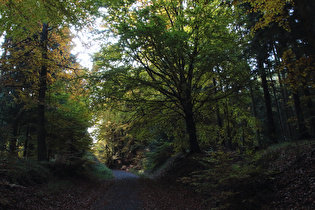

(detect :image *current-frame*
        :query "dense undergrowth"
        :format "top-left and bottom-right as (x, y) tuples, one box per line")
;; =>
(148, 139), (315, 209)
(1, 140), (314, 209)
(0, 153), (113, 209)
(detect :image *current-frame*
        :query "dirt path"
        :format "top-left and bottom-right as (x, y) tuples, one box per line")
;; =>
(91, 170), (141, 210)
(90, 169), (207, 210)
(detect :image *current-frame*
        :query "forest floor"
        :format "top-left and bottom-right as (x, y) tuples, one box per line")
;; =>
(0, 169), (205, 210)
(1, 140), (314, 209)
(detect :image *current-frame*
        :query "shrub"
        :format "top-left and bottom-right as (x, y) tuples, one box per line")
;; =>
(47, 152), (113, 181)
(85, 162), (113, 181)
(180, 150), (275, 209)
(7, 159), (52, 185)
(145, 141), (173, 172)
(81, 152), (113, 181)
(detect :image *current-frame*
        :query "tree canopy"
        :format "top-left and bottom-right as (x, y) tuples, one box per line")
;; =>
(0, 1), (314, 209)
(0, 0), (104, 160)
(91, 0), (251, 153)
(0, 0), (313, 168)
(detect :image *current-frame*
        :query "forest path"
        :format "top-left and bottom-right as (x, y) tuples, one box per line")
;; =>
(91, 170), (141, 210)
(90, 169), (206, 210)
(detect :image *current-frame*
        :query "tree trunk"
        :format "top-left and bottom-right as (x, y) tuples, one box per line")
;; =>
(249, 80), (261, 147)
(9, 108), (24, 157)
(277, 68), (294, 140)
(37, 23), (48, 161)
(268, 67), (285, 141)
(9, 118), (19, 157)
(292, 90), (310, 140)
(183, 102), (201, 154)
(294, 0), (315, 54)
(258, 58), (278, 143)
(224, 98), (233, 150)
(213, 78), (223, 144)
(23, 126), (30, 158)
(303, 86), (315, 137)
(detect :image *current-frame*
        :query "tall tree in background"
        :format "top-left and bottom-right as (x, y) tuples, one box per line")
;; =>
(242, 0), (315, 140)
(0, 0), (102, 160)
(92, 0), (250, 153)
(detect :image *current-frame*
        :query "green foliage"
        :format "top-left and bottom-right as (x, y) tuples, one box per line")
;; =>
(129, 108), (188, 152)
(46, 151), (113, 181)
(0, 0), (103, 40)
(92, 0), (251, 153)
(86, 161), (114, 181)
(144, 141), (173, 172)
(92, 110), (141, 168)
(0, 152), (112, 191)
(0, 0), (105, 161)
(46, 91), (93, 158)
(256, 140), (315, 169)
(239, 0), (315, 142)
(6, 159), (53, 185)
(181, 150), (276, 209)
(197, 90), (260, 150)
(80, 152), (114, 181)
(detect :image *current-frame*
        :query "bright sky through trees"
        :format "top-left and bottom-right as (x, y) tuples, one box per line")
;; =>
(0, 30), (95, 70)
(71, 8), (108, 70)
(72, 29), (100, 70)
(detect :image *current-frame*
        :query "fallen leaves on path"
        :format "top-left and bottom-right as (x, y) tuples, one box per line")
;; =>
(140, 179), (207, 210)
(0, 178), (111, 210)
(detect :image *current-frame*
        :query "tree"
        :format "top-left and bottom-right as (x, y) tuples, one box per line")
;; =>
(0, 0), (103, 160)
(0, 26), (93, 159)
(92, 0), (250, 153)
(91, 109), (139, 168)
(241, 0), (315, 139)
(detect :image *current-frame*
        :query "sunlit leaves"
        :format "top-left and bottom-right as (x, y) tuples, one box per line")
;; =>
(46, 91), (93, 155)
(0, 0), (103, 40)
(242, 0), (292, 31)
(0, 0), (100, 159)
(0, 26), (75, 106)
(280, 49), (315, 90)
(91, 0), (253, 152)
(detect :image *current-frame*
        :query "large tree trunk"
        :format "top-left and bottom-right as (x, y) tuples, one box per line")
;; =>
(258, 57), (278, 143)
(37, 23), (48, 161)
(183, 102), (201, 154)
